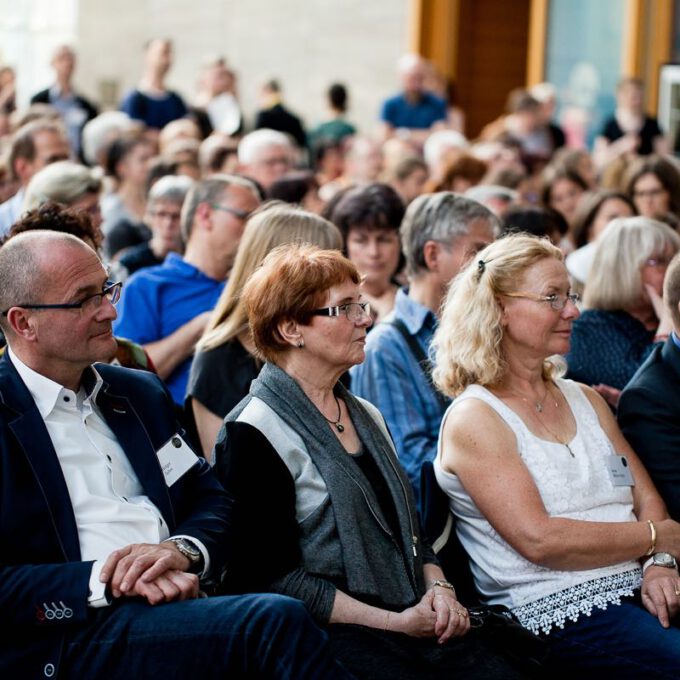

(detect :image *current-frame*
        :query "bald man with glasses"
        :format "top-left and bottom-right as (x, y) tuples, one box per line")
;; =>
(0, 230), (353, 680)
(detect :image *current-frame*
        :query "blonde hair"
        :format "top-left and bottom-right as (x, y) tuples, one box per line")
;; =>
(23, 161), (102, 211)
(583, 216), (680, 311)
(198, 203), (342, 352)
(433, 234), (563, 396)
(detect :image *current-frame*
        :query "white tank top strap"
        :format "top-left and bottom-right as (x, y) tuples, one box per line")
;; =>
(450, 383), (526, 431)
(444, 384), (530, 456)
(553, 378), (599, 427)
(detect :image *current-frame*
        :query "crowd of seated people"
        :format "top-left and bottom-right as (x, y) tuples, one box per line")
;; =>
(2, 37), (680, 678)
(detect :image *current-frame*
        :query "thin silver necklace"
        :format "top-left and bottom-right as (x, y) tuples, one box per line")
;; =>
(321, 393), (345, 433)
(516, 383), (552, 413)
(510, 382), (575, 457)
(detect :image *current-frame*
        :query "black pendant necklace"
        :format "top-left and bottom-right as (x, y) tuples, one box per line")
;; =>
(322, 393), (345, 433)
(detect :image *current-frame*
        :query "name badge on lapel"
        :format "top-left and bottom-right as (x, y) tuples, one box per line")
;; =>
(606, 454), (634, 487)
(156, 434), (197, 486)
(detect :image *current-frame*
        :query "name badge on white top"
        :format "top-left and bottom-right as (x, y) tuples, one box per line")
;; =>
(156, 434), (197, 486)
(606, 454), (634, 487)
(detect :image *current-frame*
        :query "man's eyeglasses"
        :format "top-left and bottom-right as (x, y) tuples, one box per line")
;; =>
(504, 291), (580, 311)
(1, 281), (122, 316)
(211, 204), (253, 221)
(311, 302), (372, 323)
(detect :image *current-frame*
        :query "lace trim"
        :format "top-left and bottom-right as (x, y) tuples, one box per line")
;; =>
(512, 569), (642, 635)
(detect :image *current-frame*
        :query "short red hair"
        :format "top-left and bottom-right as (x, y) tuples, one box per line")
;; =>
(243, 243), (361, 362)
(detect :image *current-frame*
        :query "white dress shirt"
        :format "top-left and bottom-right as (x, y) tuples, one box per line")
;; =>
(8, 348), (208, 605)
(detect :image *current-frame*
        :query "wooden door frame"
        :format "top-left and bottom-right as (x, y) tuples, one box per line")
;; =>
(410, 0), (674, 114)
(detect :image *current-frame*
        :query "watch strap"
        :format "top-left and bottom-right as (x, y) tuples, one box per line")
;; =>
(642, 553), (678, 573)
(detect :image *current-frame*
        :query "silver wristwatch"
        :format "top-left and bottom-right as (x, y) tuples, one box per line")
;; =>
(651, 552), (678, 570)
(643, 551), (678, 573)
(165, 537), (203, 573)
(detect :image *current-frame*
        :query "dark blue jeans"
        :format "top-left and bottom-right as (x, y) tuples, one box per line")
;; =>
(61, 593), (354, 679)
(542, 597), (680, 679)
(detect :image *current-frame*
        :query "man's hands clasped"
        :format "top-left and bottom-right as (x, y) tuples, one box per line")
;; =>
(100, 542), (199, 605)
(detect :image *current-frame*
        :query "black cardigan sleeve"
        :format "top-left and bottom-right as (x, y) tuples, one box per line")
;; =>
(213, 420), (300, 591)
(213, 420), (337, 621)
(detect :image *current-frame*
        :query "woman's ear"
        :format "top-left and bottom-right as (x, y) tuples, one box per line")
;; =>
(277, 318), (304, 348)
(496, 296), (509, 327)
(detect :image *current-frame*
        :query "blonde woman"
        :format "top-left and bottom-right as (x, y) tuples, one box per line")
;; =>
(187, 203), (342, 458)
(432, 233), (680, 676)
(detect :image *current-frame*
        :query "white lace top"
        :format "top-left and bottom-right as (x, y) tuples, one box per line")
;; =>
(434, 378), (642, 635)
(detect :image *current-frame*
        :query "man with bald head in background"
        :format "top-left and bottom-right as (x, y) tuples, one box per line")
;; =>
(237, 128), (294, 191)
(0, 229), (354, 679)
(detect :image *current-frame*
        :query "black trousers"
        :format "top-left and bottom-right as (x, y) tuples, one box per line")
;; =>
(327, 624), (526, 680)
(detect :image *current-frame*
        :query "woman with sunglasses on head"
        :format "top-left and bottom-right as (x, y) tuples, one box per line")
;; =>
(433, 233), (680, 677)
(213, 244), (519, 679)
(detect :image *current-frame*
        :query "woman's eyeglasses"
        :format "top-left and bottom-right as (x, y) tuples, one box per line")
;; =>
(504, 291), (580, 311)
(311, 302), (372, 322)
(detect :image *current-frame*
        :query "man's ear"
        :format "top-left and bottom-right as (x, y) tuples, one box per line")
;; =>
(277, 318), (304, 348)
(194, 202), (213, 231)
(5, 308), (38, 342)
(422, 240), (440, 272)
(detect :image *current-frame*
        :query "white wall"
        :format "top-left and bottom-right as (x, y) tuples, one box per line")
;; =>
(69, 0), (409, 136)
(0, 0), (78, 104)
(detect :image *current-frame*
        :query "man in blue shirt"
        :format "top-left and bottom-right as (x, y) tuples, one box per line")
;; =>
(120, 39), (188, 131)
(379, 54), (448, 144)
(114, 175), (260, 404)
(351, 194), (498, 500)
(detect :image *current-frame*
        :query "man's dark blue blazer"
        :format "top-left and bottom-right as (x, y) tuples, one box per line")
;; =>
(618, 337), (680, 521)
(0, 352), (231, 678)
